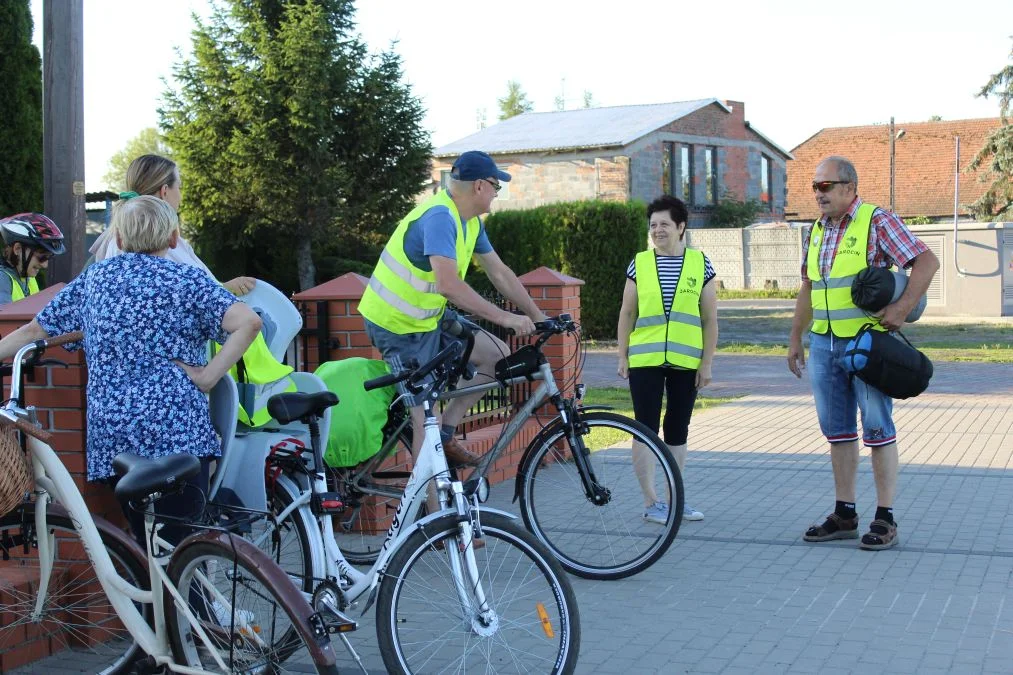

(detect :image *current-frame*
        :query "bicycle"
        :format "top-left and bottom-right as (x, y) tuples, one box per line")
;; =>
(262, 338), (581, 674)
(329, 313), (684, 580)
(0, 332), (342, 674)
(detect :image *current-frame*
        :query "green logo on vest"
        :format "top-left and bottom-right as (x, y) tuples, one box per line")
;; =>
(679, 276), (699, 294)
(846, 235), (857, 248)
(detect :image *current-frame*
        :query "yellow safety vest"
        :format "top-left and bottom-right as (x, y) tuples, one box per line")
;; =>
(358, 190), (481, 334)
(807, 203), (886, 337)
(213, 331), (295, 427)
(5, 271), (39, 302)
(628, 249), (704, 369)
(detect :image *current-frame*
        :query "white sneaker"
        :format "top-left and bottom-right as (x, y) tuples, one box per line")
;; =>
(683, 504), (704, 521)
(643, 501), (669, 524)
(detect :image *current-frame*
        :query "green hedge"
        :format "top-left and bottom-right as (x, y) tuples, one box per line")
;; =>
(477, 200), (646, 339)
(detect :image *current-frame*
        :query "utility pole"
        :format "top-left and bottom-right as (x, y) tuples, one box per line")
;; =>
(43, 0), (86, 283)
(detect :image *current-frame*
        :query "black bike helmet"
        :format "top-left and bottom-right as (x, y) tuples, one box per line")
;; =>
(0, 213), (66, 256)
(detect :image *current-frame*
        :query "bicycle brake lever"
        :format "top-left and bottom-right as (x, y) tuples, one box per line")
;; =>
(34, 358), (69, 369)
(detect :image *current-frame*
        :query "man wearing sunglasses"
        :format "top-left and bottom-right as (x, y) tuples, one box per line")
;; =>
(359, 150), (546, 471)
(787, 156), (939, 551)
(0, 212), (66, 306)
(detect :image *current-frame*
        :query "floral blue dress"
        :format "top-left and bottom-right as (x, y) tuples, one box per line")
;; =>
(36, 253), (237, 481)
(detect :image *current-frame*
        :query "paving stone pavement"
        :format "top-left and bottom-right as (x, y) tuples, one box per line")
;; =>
(16, 353), (1013, 673)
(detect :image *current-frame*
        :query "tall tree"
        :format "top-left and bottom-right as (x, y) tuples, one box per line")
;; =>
(582, 90), (595, 109)
(498, 80), (533, 120)
(967, 39), (1013, 220)
(101, 127), (173, 191)
(161, 0), (430, 291)
(0, 0), (43, 214)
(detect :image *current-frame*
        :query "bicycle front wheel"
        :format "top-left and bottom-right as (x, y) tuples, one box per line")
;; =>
(377, 511), (580, 674)
(166, 532), (338, 675)
(518, 410), (683, 580)
(0, 503), (149, 674)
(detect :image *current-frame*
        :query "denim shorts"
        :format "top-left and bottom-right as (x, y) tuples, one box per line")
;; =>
(808, 331), (896, 447)
(363, 310), (478, 405)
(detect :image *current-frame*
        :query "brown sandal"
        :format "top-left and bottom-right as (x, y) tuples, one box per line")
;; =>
(803, 513), (859, 542)
(860, 519), (898, 550)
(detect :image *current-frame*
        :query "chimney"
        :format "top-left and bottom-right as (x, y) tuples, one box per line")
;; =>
(724, 100), (745, 123)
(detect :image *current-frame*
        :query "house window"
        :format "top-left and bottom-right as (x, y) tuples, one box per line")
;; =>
(679, 145), (692, 203)
(662, 142), (674, 196)
(440, 170), (452, 190)
(760, 155), (771, 205)
(703, 146), (717, 204)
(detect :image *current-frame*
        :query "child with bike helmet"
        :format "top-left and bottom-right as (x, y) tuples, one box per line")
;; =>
(0, 212), (65, 305)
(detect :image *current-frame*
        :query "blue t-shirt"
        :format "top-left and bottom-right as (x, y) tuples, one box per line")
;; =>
(402, 205), (493, 272)
(36, 254), (238, 481)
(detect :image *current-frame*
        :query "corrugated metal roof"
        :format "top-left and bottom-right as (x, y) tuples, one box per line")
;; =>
(434, 99), (727, 156)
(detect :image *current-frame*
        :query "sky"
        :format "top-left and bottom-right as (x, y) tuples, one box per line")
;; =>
(29, 0), (1013, 191)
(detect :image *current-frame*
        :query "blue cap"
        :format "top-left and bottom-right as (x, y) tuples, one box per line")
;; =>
(451, 151), (511, 182)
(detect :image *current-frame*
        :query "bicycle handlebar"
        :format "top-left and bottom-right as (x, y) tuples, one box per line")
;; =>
(0, 410), (54, 443)
(41, 331), (84, 348)
(363, 341), (465, 393)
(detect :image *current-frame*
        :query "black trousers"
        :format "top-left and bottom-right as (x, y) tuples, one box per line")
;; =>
(628, 366), (698, 446)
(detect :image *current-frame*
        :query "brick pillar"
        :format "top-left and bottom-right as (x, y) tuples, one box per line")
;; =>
(291, 273), (379, 373)
(0, 284), (122, 672)
(518, 267), (585, 400)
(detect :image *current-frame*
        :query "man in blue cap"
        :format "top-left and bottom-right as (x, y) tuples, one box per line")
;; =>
(359, 150), (546, 467)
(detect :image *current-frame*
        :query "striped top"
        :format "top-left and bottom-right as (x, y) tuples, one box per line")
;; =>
(626, 251), (717, 314)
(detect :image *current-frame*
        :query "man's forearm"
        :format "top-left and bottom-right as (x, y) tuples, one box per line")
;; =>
(487, 270), (543, 319)
(895, 251), (939, 313)
(790, 283), (813, 341)
(439, 276), (514, 324)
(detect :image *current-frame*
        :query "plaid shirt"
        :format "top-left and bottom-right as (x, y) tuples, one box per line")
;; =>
(800, 197), (929, 280)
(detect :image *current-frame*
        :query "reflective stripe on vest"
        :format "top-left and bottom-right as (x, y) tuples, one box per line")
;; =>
(628, 248), (704, 369)
(358, 190), (480, 334)
(807, 203), (886, 337)
(5, 271), (38, 303)
(212, 331), (295, 427)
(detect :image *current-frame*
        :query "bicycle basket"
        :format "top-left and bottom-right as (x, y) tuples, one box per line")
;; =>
(494, 345), (544, 382)
(0, 425), (32, 516)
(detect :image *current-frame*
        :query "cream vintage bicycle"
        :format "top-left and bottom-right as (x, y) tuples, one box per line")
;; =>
(0, 332), (343, 674)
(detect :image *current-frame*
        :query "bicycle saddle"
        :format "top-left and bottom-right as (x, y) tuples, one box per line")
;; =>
(267, 391), (339, 424)
(112, 452), (202, 502)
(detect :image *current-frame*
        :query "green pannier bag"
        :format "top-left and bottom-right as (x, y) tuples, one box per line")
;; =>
(314, 358), (396, 468)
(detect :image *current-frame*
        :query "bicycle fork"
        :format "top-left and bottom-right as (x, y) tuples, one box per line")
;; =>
(557, 398), (611, 506)
(443, 483), (495, 631)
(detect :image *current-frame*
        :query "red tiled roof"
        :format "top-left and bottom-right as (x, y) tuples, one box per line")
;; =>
(786, 118), (1002, 221)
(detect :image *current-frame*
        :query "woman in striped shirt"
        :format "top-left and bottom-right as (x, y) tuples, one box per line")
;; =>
(617, 195), (718, 524)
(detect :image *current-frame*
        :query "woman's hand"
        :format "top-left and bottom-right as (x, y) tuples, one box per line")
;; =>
(175, 360), (215, 393)
(618, 355), (629, 379)
(695, 363), (712, 389)
(224, 276), (257, 296)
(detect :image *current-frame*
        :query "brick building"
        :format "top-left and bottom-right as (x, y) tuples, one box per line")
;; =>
(786, 117), (1003, 223)
(431, 99), (792, 228)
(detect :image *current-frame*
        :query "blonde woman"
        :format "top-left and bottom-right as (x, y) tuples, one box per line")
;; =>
(0, 196), (262, 545)
(90, 154), (255, 296)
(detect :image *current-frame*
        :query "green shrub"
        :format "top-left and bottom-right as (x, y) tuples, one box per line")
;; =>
(709, 197), (762, 228)
(481, 200), (646, 339)
(907, 215), (932, 225)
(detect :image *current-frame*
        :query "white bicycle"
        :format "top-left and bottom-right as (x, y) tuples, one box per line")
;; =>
(260, 338), (582, 674)
(0, 332), (343, 674)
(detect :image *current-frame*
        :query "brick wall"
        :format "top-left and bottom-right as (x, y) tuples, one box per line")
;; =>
(431, 154), (630, 210)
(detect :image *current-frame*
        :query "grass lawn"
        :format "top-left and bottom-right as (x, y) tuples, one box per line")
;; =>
(580, 386), (741, 450)
(717, 288), (798, 300)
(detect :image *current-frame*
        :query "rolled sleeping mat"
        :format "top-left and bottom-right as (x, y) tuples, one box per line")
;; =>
(851, 267), (927, 323)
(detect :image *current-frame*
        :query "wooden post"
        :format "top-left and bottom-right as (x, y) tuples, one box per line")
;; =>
(42, 0), (86, 283)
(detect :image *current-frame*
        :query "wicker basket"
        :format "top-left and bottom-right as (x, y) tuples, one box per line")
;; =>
(0, 425), (32, 516)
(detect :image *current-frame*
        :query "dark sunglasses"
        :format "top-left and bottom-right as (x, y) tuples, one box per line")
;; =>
(811, 180), (850, 193)
(34, 252), (52, 263)
(481, 178), (502, 193)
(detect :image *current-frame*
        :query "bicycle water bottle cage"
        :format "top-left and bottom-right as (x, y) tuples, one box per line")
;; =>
(494, 345), (544, 383)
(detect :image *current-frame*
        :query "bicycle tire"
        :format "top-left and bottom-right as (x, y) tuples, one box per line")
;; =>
(331, 427), (413, 565)
(0, 503), (150, 674)
(376, 511), (581, 674)
(165, 530), (338, 674)
(246, 485), (317, 592)
(518, 410), (683, 580)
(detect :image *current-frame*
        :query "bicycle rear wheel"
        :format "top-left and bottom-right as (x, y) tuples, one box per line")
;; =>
(166, 532), (338, 674)
(331, 427), (413, 565)
(518, 410), (683, 580)
(0, 503), (149, 674)
(376, 511), (580, 674)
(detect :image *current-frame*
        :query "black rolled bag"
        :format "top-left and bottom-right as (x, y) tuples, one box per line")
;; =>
(842, 324), (933, 399)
